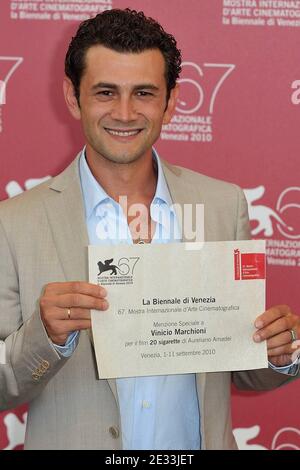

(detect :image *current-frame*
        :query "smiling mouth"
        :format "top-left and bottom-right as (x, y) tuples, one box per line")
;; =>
(104, 128), (142, 137)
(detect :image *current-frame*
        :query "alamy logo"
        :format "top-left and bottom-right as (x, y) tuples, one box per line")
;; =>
(244, 186), (300, 239)
(0, 56), (23, 105)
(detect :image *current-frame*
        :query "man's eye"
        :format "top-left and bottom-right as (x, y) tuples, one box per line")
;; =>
(137, 91), (153, 97)
(97, 90), (113, 96)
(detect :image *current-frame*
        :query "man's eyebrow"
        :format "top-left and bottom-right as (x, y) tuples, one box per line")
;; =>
(133, 84), (159, 91)
(91, 82), (160, 91)
(91, 82), (117, 91)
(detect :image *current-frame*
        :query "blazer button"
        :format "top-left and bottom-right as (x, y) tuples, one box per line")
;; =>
(41, 360), (50, 370)
(109, 426), (119, 439)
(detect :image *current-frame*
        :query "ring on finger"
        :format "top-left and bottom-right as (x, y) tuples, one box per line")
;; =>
(66, 308), (71, 320)
(290, 329), (297, 342)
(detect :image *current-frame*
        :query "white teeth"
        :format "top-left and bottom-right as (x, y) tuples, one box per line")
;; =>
(106, 129), (140, 137)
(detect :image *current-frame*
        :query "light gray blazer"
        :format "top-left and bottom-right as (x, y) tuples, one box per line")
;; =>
(0, 155), (295, 449)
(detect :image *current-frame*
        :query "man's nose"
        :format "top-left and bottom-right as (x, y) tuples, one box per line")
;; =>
(110, 96), (138, 122)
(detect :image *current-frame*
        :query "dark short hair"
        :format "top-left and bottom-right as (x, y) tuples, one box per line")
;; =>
(65, 8), (182, 103)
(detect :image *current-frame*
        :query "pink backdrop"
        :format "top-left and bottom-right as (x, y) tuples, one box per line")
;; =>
(1, 0), (299, 450)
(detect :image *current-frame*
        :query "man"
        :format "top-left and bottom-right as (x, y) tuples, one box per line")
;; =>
(0, 9), (299, 450)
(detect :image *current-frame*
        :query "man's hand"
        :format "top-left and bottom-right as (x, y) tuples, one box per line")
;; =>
(40, 282), (108, 345)
(253, 305), (300, 367)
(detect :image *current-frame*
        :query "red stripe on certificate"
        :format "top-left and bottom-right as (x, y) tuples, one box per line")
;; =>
(234, 249), (241, 280)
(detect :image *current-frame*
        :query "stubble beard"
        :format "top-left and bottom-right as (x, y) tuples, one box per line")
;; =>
(87, 123), (158, 167)
(91, 141), (149, 166)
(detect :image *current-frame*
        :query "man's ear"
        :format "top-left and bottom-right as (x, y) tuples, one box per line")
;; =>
(163, 83), (180, 125)
(63, 77), (81, 120)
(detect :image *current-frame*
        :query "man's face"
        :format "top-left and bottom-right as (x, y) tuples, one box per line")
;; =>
(65, 45), (178, 165)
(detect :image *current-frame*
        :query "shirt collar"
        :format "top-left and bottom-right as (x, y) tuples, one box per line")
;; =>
(79, 148), (111, 219)
(152, 148), (174, 209)
(79, 147), (174, 219)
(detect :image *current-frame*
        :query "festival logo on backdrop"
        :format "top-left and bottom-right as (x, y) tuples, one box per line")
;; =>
(161, 61), (235, 143)
(233, 425), (300, 450)
(1, 411), (299, 450)
(222, 0), (300, 28)
(1, 412), (27, 451)
(5, 177), (51, 199)
(9, 0), (113, 22)
(244, 186), (300, 268)
(0, 56), (23, 133)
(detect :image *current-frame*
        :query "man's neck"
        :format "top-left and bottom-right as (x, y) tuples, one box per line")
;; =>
(85, 147), (158, 206)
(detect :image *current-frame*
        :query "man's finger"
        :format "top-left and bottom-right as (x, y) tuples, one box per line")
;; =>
(55, 293), (109, 310)
(267, 343), (294, 357)
(255, 305), (291, 328)
(268, 355), (293, 367)
(44, 281), (107, 298)
(58, 307), (93, 321)
(253, 316), (294, 342)
(58, 319), (92, 334)
(265, 330), (292, 349)
(254, 304), (291, 329)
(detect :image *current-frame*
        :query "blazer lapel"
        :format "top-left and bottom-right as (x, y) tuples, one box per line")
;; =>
(43, 155), (89, 282)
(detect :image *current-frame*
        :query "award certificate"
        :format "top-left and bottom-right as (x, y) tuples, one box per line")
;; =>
(89, 240), (267, 378)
